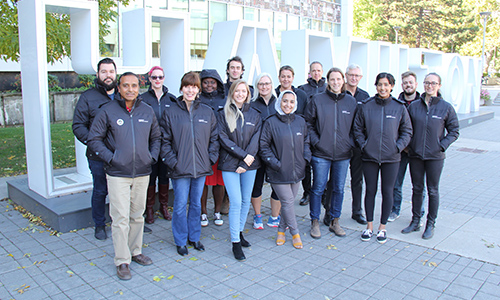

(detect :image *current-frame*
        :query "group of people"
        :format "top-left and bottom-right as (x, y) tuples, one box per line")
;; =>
(72, 57), (459, 281)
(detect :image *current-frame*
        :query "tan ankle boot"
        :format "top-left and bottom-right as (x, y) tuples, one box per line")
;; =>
(329, 218), (346, 237)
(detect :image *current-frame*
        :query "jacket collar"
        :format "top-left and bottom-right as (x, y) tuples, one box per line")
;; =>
(374, 95), (396, 106)
(147, 85), (170, 97)
(115, 93), (142, 112)
(325, 88), (346, 101)
(94, 79), (117, 96)
(174, 95), (201, 111)
(420, 92), (442, 106)
(307, 77), (326, 88)
(276, 112), (295, 123)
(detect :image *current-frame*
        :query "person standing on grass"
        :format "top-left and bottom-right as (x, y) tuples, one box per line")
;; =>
(72, 58), (117, 241)
(88, 72), (160, 280)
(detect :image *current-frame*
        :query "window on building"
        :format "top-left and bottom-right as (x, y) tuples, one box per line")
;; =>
(191, 0), (209, 59)
(209, 2), (227, 34)
(169, 0), (189, 11)
(145, 0), (167, 9)
(244, 7), (256, 21)
(228, 4), (244, 21)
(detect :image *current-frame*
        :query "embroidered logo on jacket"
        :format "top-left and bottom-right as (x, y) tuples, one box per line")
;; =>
(138, 119), (149, 123)
(198, 119), (208, 124)
(432, 115), (442, 119)
(296, 132), (303, 136)
(245, 122), (255, 126)
(342, 110), (351, 114)
(117, 119), (124, 126)
(386, 115), (396, 119)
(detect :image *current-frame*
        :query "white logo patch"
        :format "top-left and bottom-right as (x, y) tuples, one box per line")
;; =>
(117, 119), (124, 126)
(432, 115), (442, 119)
(386, 115), (396, 119)
(198, 119), (208, 124)
(138, 119), (148, 123)
(342, 110), (351, 114)
(245, 122), (255, 126)
(296, 132), (303, 136)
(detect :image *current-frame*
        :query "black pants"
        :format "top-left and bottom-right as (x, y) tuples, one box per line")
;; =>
(409, 158), (444, 224)
(301, 162), (312, 197)
(350, 148), (364, 216)
(252, 165), (278, 200)
(363, 161), (399, 225)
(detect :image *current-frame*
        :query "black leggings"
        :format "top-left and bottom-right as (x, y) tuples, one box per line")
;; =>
(363, 161), (399, 225)
(409, 158), (444, 224)
(252, 165), (278, 199)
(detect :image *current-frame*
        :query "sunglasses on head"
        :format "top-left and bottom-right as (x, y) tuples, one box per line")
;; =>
(150, 76), (164, 80)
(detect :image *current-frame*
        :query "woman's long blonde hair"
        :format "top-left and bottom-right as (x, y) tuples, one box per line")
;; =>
(224, 80), (251, 133)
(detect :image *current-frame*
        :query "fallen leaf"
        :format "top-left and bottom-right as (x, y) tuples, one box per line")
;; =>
(89, 262), (96, 266)
(189, 257), (198, 261)
(167, 275), (174, 280)
(153, 276), (161, 282)
(304, 272), (311, 275)
(324, 296), (331, 300)
(422, 259), (428, 266)
(7, 254), (14, 258)
(8, 155), (15, 160)
(143, 243), (149, 248)
(232, 294), (240, 298)
(23, 253), (31, 258)
(341, 268), (346, 271)
(429, 262), (438, 267)
(278, 280), (285, 284)
(67, 270), (74, 276)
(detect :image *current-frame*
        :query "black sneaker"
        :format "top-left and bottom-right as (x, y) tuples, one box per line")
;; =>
(95, 226), (107, 240)
(376, 230), (387, 244)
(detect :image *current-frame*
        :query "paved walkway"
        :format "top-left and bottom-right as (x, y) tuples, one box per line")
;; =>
(1, 107), (500, 299)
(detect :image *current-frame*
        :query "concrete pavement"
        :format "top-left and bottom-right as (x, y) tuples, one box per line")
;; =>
(0, 106), (499, 299)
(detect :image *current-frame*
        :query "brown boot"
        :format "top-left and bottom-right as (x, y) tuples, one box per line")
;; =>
(310, 219), (321, 239)
(329, 218), (346, 237)
(145, 185), (156, 224)
(159, 184), (172, 220)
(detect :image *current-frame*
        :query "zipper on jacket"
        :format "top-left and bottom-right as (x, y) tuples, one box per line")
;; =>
(190, 110), (197, 176)
(130, 112), (136, 177)
(379, 106), (384, 163)
(333, 101), (338, 160)
(423, 104), (429, 160)
(288, 121), (297, 181)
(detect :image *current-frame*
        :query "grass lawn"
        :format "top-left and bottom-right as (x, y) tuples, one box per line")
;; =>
(0, 122), (76, 177)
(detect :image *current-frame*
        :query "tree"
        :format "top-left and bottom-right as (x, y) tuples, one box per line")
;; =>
(460, 0), (500, 74)
(353, 0), (479, 54)
(0, 0), (129, 63)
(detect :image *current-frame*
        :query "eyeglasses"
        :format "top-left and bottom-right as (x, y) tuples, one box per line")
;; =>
(423, 81), (439, 86)
(150, 76), (164, 80)
(258, 82), (272, 87)
(346, 74), (362, 78)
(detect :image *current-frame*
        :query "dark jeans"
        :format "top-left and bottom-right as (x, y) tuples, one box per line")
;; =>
(409, 158), (444, 224)
(88, 159), (108, 227)
(350, 147), (364, 216)
(363, 161), (399, 225)
(149, 161), (169, 186)
(392, 151), (425, 215)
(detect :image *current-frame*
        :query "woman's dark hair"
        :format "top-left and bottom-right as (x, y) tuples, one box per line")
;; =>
(326, 67), (346, 93)
(425, 72), (442, 84)
(374, 72), (396, 86)
(179, 71), (201, 92)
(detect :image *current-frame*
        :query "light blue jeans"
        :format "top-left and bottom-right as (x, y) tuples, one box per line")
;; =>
(222, 170), (257, 243)
(171, 176), (206, 246)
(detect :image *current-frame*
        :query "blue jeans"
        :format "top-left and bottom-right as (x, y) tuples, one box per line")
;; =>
(88, 159), (108, 227)
(309, 156), (350, 220)
(171, 176), (206, 246)
(393, 152), (425, 216)
(222, 170), (257, 243)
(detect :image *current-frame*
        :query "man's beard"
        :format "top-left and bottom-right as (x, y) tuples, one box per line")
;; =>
(404, 90), (416, 96)
(97, 77), (117, 91)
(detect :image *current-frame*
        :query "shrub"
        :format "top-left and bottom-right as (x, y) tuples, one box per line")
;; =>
(12, 74), (62, 92)
(78, 74), (95, 88)
(480, 89), (491, 101)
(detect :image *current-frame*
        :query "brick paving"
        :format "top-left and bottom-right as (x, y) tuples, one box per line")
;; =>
(0, 106), (499, 299)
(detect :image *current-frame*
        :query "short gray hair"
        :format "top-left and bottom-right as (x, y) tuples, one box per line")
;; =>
(346, 64), (362, 75)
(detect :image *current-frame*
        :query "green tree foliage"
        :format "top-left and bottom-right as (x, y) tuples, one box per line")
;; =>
(0, 0), (129, 63)
(353, 0), (479, 54)
(460, 0), (499, 74)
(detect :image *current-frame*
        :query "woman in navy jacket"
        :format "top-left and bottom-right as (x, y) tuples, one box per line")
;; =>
(353, 72), (412, 244)
(141, 66), (176, 223)
(260, 90), (311, 249)
(160, 72), (219, 256)
(218, 80), (261, 261)
(401, 73), (459, 239)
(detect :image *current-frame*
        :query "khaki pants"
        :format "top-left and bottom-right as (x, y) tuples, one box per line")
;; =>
(107, 175), (149, 266)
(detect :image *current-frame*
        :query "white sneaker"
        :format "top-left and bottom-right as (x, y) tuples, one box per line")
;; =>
(214, 212), (223, 226)
(201, 214), (209, 227)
